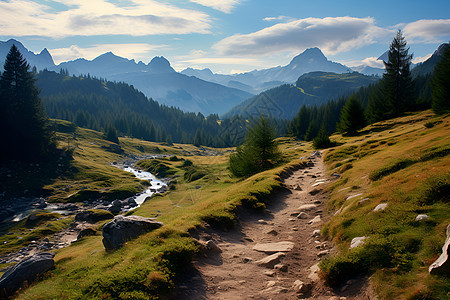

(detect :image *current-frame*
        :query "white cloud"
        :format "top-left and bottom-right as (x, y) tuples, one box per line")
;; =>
(213, 17), (391, 56)
(413, 53), (433, 64)
(341, 56), (385, 68)
(402, 19), (450, 43)
(189, 0), (241, 13)
(0, 0), (211, 38)
(263, 16), (290, 22)
(49, 43), (166, 64)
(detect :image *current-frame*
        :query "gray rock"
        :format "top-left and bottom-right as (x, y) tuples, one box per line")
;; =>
(350, 236), (369, 249)
(429, 224), (450, 275)
(75, 210), (114, 223)
(0, 252), (54, 297)
(253, 241), (295, 254)
(308, 215), (321, 225)
(77, 227), (97, 240)
(297, 212), (308, 219)
(256, 252), (286, 268)
(292, 280), (312, 294)
(102, 216), (163, 250)
(297, 204), (317, 211)
(373, 203), (388, 212)
(415, 214), (430, 221)
(204, 240), (222, 253)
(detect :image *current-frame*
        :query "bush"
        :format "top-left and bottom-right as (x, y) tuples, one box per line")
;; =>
(313, 126), (332, 149)
(369, 158), (415, 181)
(183, 167), (207, 182)
(420, 173), (450, 204)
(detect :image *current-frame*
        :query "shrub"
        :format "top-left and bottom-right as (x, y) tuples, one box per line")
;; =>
(313, 126), (332, 149)
(420, 173), (450, 204)
(369, 158), (415, 181)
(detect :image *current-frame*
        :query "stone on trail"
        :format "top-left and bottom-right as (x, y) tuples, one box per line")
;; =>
(308, 263), (320, 282)
(312, 229), (321, 237)
(0, 252), (55, 297)
(309, 188), (322, 195)
(308, 215), (321, 225)
(102, 215), (163, 250)
(274, 263), (288, 272)
(204, 240), (222, 253)
(297, 204), (317, 211)
(292, 280), (312, 294)
(293, 185), (302, 191)
(373, 203), (388, 212)
(256, 252), (286, 268)
(253, 241), (295, 254)
(297, 212), (308, 219)
(429, 224), (450, 275)
(264, 270), (276, 277)
(266, 280), (277, 288)
(350, 236), (369, 249)
(265, 228), (278, 235)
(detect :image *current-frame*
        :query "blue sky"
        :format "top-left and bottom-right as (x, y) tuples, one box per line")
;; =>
(1, 0), (449, 73)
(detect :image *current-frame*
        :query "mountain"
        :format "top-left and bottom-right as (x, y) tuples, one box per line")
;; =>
(411, 42), (450, 77)
(224, 71), (379, 120)
(0, 39), (55, 71)
(351, 65), (384, 77)
(182, 48), (350, 93)
(56, 52), (251, 115)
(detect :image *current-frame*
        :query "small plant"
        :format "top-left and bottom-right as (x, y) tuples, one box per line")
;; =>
(420, 173), (450, 204)
(424, 121), (434, 128)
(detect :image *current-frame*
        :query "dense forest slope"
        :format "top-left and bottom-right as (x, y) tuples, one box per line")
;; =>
(224, 71), (378, 119)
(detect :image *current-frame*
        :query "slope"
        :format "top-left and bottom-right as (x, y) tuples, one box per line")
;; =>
(224, 71), (379, 120)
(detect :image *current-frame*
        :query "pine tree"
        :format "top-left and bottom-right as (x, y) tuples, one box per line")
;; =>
(380, 30), (414, 118)
(105, 124), (119, 144)
(337, 95), (365, 136)
(431, 45), (450, 114)
(229, 116), (280, 177)
(0, 45), (54, 161)
(193, 128), (202, 147)
(312, 125), (332, 149)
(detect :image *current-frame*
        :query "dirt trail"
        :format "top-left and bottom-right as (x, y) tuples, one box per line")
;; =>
(177, 152), (375, 300)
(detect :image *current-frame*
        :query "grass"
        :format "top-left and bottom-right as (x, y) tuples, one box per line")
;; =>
(320, 110), (450, 298)
(7, 121), (311, 299)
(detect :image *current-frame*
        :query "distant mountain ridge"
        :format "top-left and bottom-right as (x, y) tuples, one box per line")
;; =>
(224, 71), (379, 120)
(0, 39), (55, 71)
(182, 47), (351, 93)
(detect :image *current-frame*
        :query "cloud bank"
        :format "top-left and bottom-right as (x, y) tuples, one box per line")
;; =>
(403, 19), (450, 43)
(214, 17), (391, 56)
(0, 0), (211, 38)
(190, 0), (242, 13)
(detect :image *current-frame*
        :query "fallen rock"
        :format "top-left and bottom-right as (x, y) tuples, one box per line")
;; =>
(102, 215), (163, 250)
(312, 229), (321, 237)
(308, 263), (320, 282)
(256, 252), (286, 268)
(264, 270), (276, 277)
(253, 241), (295, 254)
(297, 212), (308, 219)
(415, 214), (430, 221)
(293, 185), (302, 191)
(317, 250), (329, 257)
(373, 203), (388, 212)
(429, 224), (450, 275)
(309, 189), (322, 195)
(350, 236), (369, 249)
(0, 252), (55, 297)
(274, 264), (288, 272)
(267, 280), (277, 288)
(265, 229), (278, 235)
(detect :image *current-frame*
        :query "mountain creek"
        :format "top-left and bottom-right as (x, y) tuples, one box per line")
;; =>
(0, 159), (168, 267)
(176, 152), (376, 299)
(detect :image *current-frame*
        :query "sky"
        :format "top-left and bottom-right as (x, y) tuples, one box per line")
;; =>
(0, 0), (450, 74)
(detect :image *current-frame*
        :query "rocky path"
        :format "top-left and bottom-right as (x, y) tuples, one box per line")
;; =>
(177, 152), (375, 299)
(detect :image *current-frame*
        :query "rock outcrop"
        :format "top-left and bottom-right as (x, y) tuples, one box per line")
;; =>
(429, 224), (450, 275)
(102, 215), (163, 250)
(0, 252), (55, 297)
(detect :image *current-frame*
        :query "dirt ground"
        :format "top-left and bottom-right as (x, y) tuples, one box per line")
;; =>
(176, 152), (377, 300)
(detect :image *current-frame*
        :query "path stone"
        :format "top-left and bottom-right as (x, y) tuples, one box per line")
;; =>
(308, 215), (321, 225)
(297, 212), (308, 219)
(274, 263), (288, 272)
(292, 280), (312, 294)
(308, 263), (320, 282)
(309, 189), (322, 195)
(297, 204), (317, 211)
(253, 241), (295, 254)
(256, 252), (286, 268)
(429, 224), (450, 274)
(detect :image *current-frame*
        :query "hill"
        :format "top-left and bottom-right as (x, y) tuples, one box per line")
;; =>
(412, 43), (450, 77)
(0, 39), (54, 71)
(224, 71), (379, 120)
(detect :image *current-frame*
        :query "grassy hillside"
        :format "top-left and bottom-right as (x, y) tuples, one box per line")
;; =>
(7, 120), (311, 299)
(3, 111), (448, 299)
(320, 110), (449, 299)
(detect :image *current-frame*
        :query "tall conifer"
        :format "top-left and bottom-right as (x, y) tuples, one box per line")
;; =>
(431, 46), (450, 114)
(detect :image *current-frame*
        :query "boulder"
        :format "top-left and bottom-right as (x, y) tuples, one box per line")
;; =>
(308, 215), (322, 225)
(204, 240), (222, 253)
(292, 280), (312, 294)
(429, 224), (450, 275)
(297, 204), (317, 211)
(253, 241), (295, 254)
(102, 216), (163, 250)
(0, 252), (55, 297)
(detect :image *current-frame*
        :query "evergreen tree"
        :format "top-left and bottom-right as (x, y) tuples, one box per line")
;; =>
(193, 128), (202, 147)
(229, 116), (280, 177)
(337, 95), (365, 136)
(312, 125), (332, 149)
(0, 45), (54, 161)
(431, 45), (450, 114)
(376, 30), (414, 118)
(105, 124), (119, 144)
